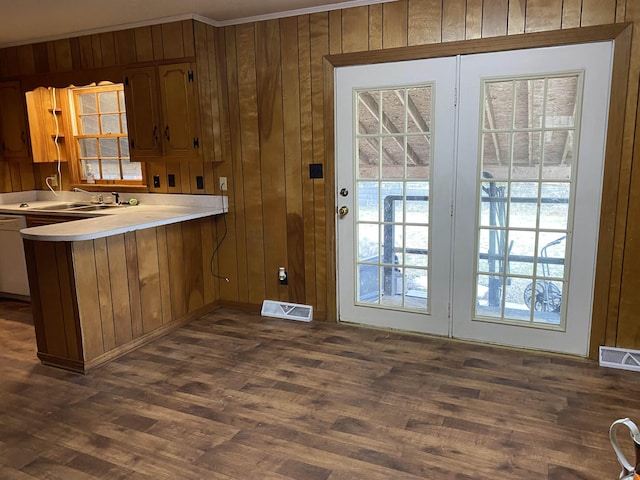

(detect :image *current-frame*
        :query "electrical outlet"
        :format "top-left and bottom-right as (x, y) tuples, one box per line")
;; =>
(49, 174), (58, 187)
(153, 175), (160, 188)
(196, 176), (204, 190)
(219, 177), (227, 192)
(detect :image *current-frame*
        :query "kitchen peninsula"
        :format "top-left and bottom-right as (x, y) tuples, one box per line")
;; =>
(1, 192), (227, 373)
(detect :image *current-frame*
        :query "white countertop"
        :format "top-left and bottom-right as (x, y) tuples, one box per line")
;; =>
(0, 191), (228, 242)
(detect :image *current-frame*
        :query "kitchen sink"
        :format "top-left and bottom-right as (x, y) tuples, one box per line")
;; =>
(29, 202), (91, 210)
(28, 203), (129, 212)
(69, 204), (124, 211)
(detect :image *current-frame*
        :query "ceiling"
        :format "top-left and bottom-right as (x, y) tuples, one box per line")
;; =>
(0, 0), (390, 48)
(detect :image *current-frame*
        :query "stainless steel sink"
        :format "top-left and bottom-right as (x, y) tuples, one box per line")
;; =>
(69, 204), (124, 212)
(29, 202), (90, 210)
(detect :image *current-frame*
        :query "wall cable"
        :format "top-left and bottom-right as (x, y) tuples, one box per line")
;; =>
(44, 87), (62, 195)
(210, 202), (229, 283)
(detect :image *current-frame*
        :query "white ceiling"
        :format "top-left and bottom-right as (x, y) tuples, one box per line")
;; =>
(0, 0), (392, 48)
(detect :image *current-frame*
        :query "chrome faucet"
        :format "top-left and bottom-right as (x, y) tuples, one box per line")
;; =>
(73, 187), (103, 203)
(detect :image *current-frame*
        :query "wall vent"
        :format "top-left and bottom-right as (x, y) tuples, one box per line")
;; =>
(261, 300), (313, 322)
(599, 346), (640, 372)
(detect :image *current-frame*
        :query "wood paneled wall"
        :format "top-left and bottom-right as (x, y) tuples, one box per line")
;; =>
(212, 0), (637, 332)
(3, 1), (640, 354)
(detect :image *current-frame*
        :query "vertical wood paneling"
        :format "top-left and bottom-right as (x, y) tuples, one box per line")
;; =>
(53, 39), (72, 71)
(298, 15), (317, 310)
(162, 22), (185, 59)
(78, 36), (94, 69)
(55, 242), (81, 360)
(408, 0), (442, 45)
(115, 29), (137, 65)
(182, 221), (205, 311)
(466, 0), (484, 39)
(310, 13), (329, 317)
(281, 16), (306, 304)
(17, 45), (35, 75)
(256, 20), (288, 302)
(562, 0), (583, 28)
(99, 32), (117, 66)
(582, 0), (617, 26)
(223, 26), (246, 303)
(195, 22), (215, 164)
(91, 34), (103, 67)
(182, 20), (195, 58)
(134, 27), (154, 62)
(508, 0), (526, 34)
(152, 24), (165, 60)
(136, 228), (163, 333)
(442, 0), (467, 42)
(124, 231), (143, 338)
(525, 0), (563, 32)
(106, 235), (133, 345)
(73, 240), (104, 360)
(482, 0), (508, 37)
(94, 237), (116, 351)
(369, 4), (383, 50)
(329, 10), (342, 54)
(383, 0), (408, 48)
(237, 23), (267, 305)
(342, 6), (369, 53)
(70, 38), (82, 70)
(156, 226), (173, 324)
(167, 223), (188, 318)
(200, 218), (217, 304)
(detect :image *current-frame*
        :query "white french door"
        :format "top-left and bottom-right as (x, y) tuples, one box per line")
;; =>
(335, 42), (613, 356)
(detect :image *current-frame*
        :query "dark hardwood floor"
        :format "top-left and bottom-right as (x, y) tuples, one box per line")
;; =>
(1, 298), (639, 479)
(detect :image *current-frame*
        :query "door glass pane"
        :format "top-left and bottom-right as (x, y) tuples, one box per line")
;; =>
(475, 73), (582, 329)
(355, 85), (433, 312)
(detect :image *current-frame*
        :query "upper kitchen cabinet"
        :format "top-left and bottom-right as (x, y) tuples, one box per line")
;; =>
(25, 87), (73, 163)
(124, 62), (201, 162)
(0, 81), (31, 161)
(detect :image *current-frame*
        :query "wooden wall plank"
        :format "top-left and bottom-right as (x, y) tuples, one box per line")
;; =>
(329, 10), (342, 55)
(152, 24), (165, 61)
(194, 22), (215, 164)
(525, 0), (563, 32)
(310, 13), (329, 316)
(562, 0), (583, 29)
(162, 22), (185, 59)
(134, 27), (154, 62)
(298, 15), (318, 310)
(616, 0), (626, 23)
(466, 0), (484, 39)
(100, 32), (117, 66)
(220, 26), (244, 303)
(91, 34), (104, 68)
(106, 235), (133, 345)
(508, 0), (526, 34)
(383, 0), (408, 48)
(94, 237), (116, 351)
(369, 4), (383, 50)
(182, 220), (205, 311)
(236, 23), (266, 305)
(482, 0), (508, 37)
(256, 20), (288, 302)
(124, 231), (144, 338)
(167, 223), (188, 319)
(156, 226), (173, 324)
(55, 243), (81, 361)
(70, 38), (82, 70)
(136, 228), (163, 333)
(200, 218), (217, 304)
(33, 241), (69, 358)
(53, 40), (72, 72)
(281, 16), (306, 304)
(72, 240), (104, 360)
(16, 45), (35, 76)
(408, 0), (442, 45)
(32, 43), (50, 73)
(78, 36), (94, 69)
(115, 29), (137, 65)
(342, 6), (369, 53)
(581, 0), (616, 26)
(182, 20), (195, 58)
(442, 0), (467, 42)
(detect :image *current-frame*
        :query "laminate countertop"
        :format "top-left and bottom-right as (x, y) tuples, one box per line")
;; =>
(0, 192), (228, 242)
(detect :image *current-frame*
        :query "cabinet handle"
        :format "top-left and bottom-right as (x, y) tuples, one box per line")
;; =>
(164, 126), (170, 141)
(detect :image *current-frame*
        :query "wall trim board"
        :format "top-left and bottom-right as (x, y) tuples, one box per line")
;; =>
(323, 23), (633, 359)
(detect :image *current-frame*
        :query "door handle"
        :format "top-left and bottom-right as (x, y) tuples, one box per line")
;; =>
(338, 206), (349, 217)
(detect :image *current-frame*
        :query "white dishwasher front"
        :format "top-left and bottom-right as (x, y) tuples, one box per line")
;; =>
(0, 215), (30, 298)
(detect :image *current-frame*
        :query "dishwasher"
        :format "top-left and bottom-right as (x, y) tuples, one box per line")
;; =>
(0, 215), (30, 298)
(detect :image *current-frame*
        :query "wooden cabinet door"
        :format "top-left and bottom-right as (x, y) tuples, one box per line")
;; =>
(0, 81), (30, 159)
(157, 63), (200, 159)
(123, 66), (163, 160)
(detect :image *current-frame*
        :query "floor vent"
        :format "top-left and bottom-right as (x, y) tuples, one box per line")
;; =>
(599, 346), (640, 372)
(261, 300), (313, 322)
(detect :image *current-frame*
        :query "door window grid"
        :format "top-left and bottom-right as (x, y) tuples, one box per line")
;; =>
(354, 85), (433, 312)
(475, 73), (583, 329)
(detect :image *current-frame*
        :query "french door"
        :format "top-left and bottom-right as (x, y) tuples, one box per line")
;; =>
(335, 42), (614, 356)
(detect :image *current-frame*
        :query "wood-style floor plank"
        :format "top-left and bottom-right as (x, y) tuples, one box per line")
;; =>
(1, 299), (638, 479)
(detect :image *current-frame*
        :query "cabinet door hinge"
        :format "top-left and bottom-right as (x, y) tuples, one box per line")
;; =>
(193, 137), (199, 149)
(188, 70), (194, 82)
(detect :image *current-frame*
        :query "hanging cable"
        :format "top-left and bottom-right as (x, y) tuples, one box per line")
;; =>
(45, 87), (62, 195)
